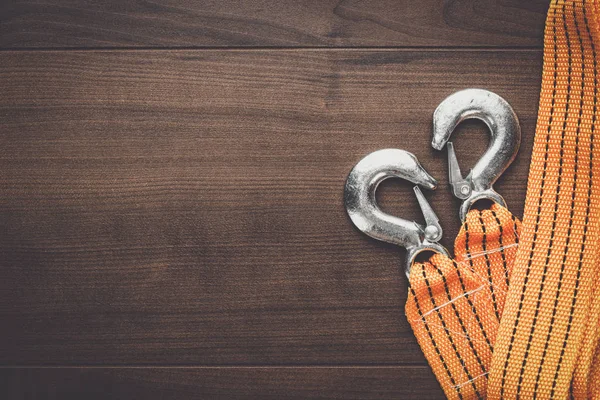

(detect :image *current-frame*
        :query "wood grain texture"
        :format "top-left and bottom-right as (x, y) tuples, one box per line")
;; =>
(0, 49), (541, 368)
(1, 366), (444, 399)
(0, 0), (548, 49)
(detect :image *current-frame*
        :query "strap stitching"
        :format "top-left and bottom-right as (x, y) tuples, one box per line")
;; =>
(421, 262), (480, 399)
(409, 276), (460, 396)
(478, 210), (500, 321)
(491, 209), (510, 290)
(417, 285), (486, 319)
(511, 213), (520, 245)
(454, 372), (489, 390)
(431, 263), (488, 380)
(459, 224), (495, 353)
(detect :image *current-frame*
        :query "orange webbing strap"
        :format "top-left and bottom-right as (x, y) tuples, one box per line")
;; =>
(487, 1), (600, 399)
(571, 287), (600, 398)
(406, 204), (520, 399)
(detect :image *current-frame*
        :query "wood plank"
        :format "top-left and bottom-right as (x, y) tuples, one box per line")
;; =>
(0, 0), (548, 49)
(1, 367), (444, 399)
(0, 49), (541, 366)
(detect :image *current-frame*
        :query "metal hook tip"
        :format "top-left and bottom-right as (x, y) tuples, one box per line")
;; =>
(431, 137), (446, 151)
(420, 175), (438, 190)
(415, 167), (438, 190)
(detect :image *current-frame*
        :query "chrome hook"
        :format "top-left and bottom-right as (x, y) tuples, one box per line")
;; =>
(344, 149), (450, 278)
(432, 88), (521, 222)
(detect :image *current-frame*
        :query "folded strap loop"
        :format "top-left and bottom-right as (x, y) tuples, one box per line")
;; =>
(406, 204), (520, 400)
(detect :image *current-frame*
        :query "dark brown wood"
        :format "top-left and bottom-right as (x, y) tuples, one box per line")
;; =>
(1, 2), (547, 395)
(0, 0), (548, 49)
(0, 49), (540, 370)
(1, 366), (444, 399)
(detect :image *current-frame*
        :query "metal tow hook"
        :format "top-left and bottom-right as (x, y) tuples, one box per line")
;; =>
(432, 88), (521, 222)
(344, 149), (450, 278)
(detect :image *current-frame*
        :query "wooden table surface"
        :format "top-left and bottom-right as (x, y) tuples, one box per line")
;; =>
(0, 1), (548, 399)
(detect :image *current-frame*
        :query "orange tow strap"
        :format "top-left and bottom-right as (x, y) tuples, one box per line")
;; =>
(487, 1), (600, 399)
(406, 204), (520, 399)
(408, 2), (600, 398)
